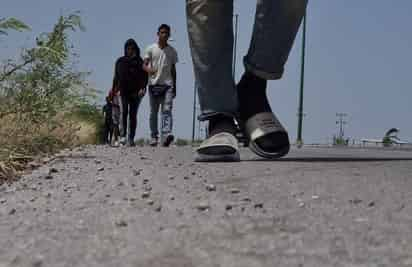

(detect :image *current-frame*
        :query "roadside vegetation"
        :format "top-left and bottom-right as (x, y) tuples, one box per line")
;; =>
(0, 13), (103, 184)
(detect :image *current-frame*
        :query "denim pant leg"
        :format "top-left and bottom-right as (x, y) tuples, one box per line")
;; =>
(186, 0), (238, 121)
(160, 88), (174, 138)
(149, 94), (161, 138)
(244, 0), (308, 80)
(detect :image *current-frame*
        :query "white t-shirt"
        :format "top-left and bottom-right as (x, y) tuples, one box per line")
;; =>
(143, 43), (178, 86)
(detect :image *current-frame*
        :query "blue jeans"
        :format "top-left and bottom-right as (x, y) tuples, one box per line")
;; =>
(186, 0), (307, 120)
(149, 86), (174, 140)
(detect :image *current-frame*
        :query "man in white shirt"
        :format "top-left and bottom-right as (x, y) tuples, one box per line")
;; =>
(143, 24), (178, 147)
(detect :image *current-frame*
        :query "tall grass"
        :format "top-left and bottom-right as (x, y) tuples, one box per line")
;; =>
(0, 13), (102, 184)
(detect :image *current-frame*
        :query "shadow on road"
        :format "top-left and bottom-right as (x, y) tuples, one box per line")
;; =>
(247, 157), (412, 162)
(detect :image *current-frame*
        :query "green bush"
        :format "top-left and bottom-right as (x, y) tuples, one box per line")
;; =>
(0, 12), (99, 183)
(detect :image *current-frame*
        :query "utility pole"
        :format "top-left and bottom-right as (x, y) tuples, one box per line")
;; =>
(296, 12), (307, 148)
(233, 14), (239, 80)
(336, 113), (348, 140)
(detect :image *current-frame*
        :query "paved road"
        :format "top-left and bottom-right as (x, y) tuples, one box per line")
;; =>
(1, 146), (412, 267)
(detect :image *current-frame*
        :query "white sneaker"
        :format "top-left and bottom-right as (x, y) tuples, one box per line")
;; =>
(119, 137), (127, 145)
(149, 138), (158, 147)
(113, 141), (120, 147)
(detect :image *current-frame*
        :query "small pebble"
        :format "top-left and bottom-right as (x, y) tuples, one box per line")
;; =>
(144, 184), (152, 191)
(230, 188), (240, 194)
(196, 202), (210, 211)
(155, 205), (162, 212)
(32, 256), (44, 267)
(115, 220), (128, 227)
(254, 203), (264, 209)
(206, 184), (216, 191)
(350, 198), (362, 204)
(49, 168), (59, 173)
(44, 175), (53, 180)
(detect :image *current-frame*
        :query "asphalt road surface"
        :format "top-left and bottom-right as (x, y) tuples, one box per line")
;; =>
(1, 146), (412, 267)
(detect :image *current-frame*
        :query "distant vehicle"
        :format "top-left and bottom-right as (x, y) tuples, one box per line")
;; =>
(361, 128), (411, 146)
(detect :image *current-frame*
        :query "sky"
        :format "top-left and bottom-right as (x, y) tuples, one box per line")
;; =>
(2, 1), (412, 144)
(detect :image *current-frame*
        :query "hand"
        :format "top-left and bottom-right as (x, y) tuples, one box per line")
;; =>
(138, 88), (146, 97)
(149, 69), (157, 76)
(143, 63), (157, 76)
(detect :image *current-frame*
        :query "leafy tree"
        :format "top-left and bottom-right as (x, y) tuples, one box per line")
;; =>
(0, 17), (30, 36)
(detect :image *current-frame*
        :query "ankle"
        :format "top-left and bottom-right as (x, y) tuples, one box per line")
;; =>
(237, 72), (271, 121)
(208, 115), (236, 136)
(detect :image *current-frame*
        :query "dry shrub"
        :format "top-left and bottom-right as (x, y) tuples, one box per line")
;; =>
(0, 110), (101, 185)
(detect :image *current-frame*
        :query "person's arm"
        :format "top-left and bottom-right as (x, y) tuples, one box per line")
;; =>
(113, 59), (120, 91)
(143, 58), (156, 75)
(143, 47), (156, 75)
(171, 64), (176, 98)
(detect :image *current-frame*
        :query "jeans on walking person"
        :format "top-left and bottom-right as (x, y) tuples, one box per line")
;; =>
(186, 0), (307, 161)
(149, 86), (174, 143)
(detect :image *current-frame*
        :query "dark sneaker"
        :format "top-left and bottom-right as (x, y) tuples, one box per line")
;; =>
(162, 134), (174, 147)
(128, 141), (136, 147)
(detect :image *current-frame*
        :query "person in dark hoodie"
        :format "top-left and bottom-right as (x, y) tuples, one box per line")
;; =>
(113, 39), (148, 146)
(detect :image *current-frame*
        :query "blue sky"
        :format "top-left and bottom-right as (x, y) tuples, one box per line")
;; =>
(2, 1), (412, 143)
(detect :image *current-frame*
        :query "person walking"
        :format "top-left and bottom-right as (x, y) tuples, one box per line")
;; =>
(143, 24), (178, 147)
(113, 38), (148, 146)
